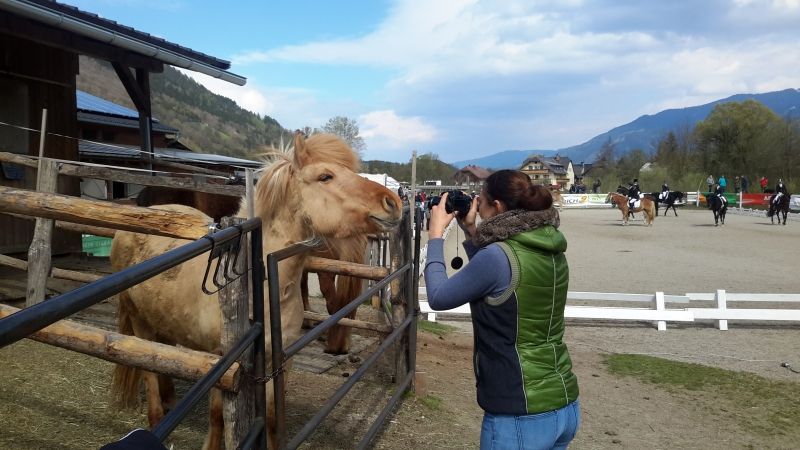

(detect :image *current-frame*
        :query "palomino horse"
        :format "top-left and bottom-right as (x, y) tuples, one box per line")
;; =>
(110, 133), (401, 449)
(707, 194), (727, 226)
(767, 192), (791, 225)
(606, 192), (655, 226)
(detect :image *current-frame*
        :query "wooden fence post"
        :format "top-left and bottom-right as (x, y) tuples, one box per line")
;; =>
(715, 289), (728, 331)
(654, 291), (667, 331)
(389, 209), (412, 382)
(26, 158), (58, 306)
(217, 217), (255, 450)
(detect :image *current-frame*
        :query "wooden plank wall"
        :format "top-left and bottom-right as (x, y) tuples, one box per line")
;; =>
(0, 35), (80, 254)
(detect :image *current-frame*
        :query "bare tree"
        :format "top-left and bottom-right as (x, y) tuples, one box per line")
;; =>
(321, 116), (366, 156)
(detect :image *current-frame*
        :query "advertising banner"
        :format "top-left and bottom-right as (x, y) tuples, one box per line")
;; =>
(559, 193), (611, 208)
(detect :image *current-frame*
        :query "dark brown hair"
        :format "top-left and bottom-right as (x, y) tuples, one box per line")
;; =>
(483, 170), (553, 211)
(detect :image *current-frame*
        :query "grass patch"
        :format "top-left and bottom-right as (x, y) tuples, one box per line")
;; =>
(418, 395), (443, 411)
(604, 354), (800, 437)
(416, 319), (456, 336)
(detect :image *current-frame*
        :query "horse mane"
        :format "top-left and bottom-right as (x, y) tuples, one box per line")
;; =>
(252, 134), (359, 222)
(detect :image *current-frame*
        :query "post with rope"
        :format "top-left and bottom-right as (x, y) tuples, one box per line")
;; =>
(27, 109), (57, 306)
(218, 216), (256, 449)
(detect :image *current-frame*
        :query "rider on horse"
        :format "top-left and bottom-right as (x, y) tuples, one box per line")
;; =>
(659, 181), (669, 202)
(772, 178), (788, 205)
(715, 183), (727, 205)
(627, 179), (641, 210)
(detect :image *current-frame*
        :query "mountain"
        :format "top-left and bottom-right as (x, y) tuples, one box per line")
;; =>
(76, 56), (292, 159)
(451, 88), (800, 169)
(452, 149), (557, 170)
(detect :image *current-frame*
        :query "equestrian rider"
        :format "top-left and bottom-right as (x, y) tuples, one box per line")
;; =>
(660, 181), (669, 201)
(773, 178), (788, 205)
(627, 179), (641, 210)
(715, 183), (727, 205)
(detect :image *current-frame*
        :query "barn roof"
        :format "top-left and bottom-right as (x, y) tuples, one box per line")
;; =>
(77, 91), (178, 134)
(0, 0), (245, 85)
(456, 165), (492, 180)
(79, 141), (262, 168)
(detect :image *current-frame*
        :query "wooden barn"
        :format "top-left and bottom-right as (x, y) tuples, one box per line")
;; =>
(0, 0), (245, 254)
(453, 164), (492, 192)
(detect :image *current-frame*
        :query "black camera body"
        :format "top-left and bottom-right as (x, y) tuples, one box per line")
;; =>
(429, 190), (472, 216)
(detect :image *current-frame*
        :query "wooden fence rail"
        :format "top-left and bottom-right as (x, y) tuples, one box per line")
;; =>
(418, 288), (800, 331)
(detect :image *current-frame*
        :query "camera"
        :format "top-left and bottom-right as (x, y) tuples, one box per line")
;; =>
(429, 190), (473, 216)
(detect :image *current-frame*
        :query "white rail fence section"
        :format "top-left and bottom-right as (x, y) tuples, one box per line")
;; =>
(418, 289), (800, 330)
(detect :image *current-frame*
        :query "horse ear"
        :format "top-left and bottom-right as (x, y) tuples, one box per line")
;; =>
(294, 131), (312, 168)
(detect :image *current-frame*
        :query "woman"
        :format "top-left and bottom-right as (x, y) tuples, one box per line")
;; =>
(425, 170), (580, 450)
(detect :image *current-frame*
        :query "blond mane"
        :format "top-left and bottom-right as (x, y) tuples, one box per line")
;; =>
(252, 134), (359, 222)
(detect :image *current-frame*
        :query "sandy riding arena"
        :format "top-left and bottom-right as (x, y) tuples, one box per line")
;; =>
(1, 206), (799, 449)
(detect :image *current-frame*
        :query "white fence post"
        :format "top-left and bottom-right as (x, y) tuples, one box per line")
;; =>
(715, 289), (728, 330)
(654, 291), (667, 331)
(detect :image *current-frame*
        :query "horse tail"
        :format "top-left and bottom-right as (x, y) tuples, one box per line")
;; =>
(112, 291), (142, 409)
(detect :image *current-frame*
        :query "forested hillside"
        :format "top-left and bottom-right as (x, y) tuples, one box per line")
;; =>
(76, 56), (292, 159)
(363, 153), (459, 184)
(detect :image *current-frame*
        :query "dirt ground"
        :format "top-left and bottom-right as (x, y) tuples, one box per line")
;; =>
(1, 206), (799, 449)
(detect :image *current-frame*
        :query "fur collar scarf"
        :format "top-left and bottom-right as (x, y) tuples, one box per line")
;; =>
(472, 207), (560, 248)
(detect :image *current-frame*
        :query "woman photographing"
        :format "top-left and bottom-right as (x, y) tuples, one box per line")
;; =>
(425, 170), (580, 449)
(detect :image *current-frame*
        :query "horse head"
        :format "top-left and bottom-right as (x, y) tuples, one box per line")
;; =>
(253, 133), (401, 240)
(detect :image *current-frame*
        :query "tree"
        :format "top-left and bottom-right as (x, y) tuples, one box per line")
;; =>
(321, 116), (366, 156)
(693, 100), (783, 177)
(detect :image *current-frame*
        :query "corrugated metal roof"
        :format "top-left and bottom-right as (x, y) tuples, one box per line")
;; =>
(77, 91), (178, 133)
(77, 91), (138, 118)
(78, 141), (262, 168)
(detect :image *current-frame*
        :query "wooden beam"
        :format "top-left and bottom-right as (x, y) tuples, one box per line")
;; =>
(0, 11), (163, 72)
(27, 159), (58, 306)
(0, 152), (244, 197)
(0, 303), (239, 392)
(0, 186), (211, 240)
(112, 62), (148, 112)
(303, 311), (392, 334)
(2, 212), (117, 237)
(0, 254), (102, 283)
(304, 256), (390, 281)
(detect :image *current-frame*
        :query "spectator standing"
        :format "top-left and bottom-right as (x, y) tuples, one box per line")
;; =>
(592, 178), (601, 193)
(426, 171), (580, 449)
(760, 176), (768, 192)
(718, 175), (727, 193)
(734, 176), (741, 194)
(706, 174), (715, 192)
(741, 175), (749, 193)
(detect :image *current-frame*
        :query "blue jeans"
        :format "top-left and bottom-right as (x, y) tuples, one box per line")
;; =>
(480, 400), (580, 450)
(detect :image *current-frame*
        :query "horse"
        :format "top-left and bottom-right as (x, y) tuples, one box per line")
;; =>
(110, 132), (402, 450)
(767, 192), (791, 225)
(655, 191), (685, 217)
(707, 194), (727, 226)
(605, 192), (655, 226)
(300, 234), (368, 354)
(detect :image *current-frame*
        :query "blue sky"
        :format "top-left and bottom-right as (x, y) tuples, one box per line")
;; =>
(68, 0), (800, 163)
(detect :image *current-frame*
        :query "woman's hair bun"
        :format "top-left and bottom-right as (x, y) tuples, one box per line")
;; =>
(526, 184), (553, 211)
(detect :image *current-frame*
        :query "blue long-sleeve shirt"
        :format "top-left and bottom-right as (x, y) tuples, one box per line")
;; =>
(423, 238), (512, 310)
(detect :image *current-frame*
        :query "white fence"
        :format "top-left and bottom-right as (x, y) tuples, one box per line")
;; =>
(418, 288), (800, 331)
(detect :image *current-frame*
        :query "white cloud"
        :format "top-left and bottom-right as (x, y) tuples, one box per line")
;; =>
(359, 110), (437, 148)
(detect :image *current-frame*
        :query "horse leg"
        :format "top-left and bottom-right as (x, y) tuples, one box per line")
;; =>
(158, 374), (176, 412)
(325, 272), (361, 354)
(301, 271), (313, 329)
(201, 388), (224, 450)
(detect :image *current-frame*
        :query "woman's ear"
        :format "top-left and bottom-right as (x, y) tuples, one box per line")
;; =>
(494, 199), (507, 213)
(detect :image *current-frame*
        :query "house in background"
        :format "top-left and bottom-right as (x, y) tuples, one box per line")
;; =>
(453, 165), (492, 192)
(519, 155), (575, 190)
(0, 0), (244, 254)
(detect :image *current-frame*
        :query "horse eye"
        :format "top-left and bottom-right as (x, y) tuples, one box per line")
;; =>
(318, 173), (333, 182)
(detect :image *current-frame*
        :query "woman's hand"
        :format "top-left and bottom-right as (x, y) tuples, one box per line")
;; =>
(456, 195), (479, 238)
(428, 192), (454, 239)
